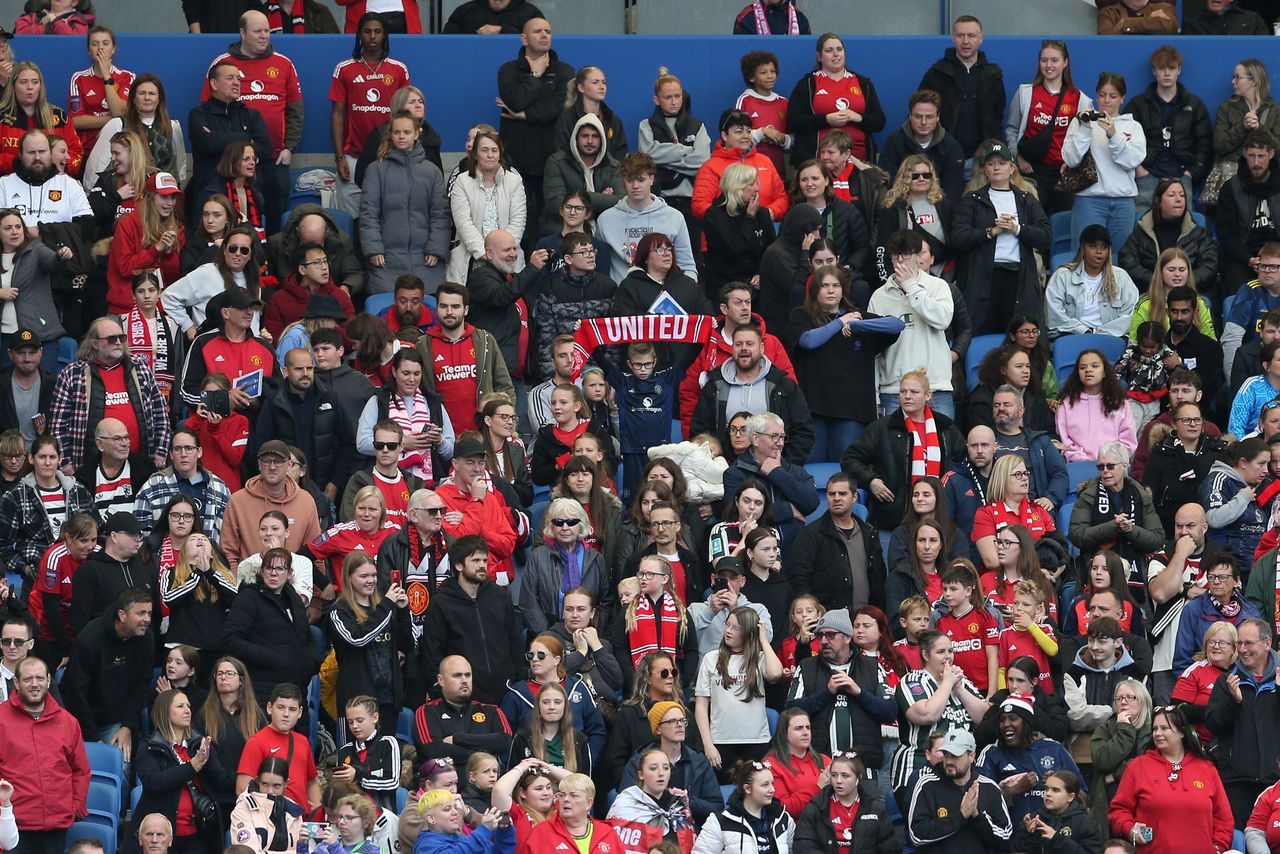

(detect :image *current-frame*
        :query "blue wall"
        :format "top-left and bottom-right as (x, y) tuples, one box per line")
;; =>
(12, 34), (1279, 157)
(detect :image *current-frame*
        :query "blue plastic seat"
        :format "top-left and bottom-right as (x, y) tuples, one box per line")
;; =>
(529, 500), (550, 538)
(85, 782), (119, 832)
(1052, 334), (1127, 386)
(1191, 210), (1206, 228)
(1050, 210), (1073, 256)
(131, 783), (143, 815)
(58, 336), (77, 370)
(65, 821), (116, 854)
(804, 462), (841, 490)
(965, 333), (1006, 388)
(364, 292), (394, 318)
(323, 207), (355, 239)
(1059, 500), (1078, 557)
(670, 420), (682, 443)
(1223, 294), (1236, 324)
(1066, 462), (1097, 494)
(84, 742), (125, 784)
(397, 787), (410, 813)
(1050, 250), (1074, 273)
(397, 707), (414, 745)
(766, 706), (779, 736)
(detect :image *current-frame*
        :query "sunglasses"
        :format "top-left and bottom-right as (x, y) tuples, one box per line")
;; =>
(417, 506), (445, 516)
(373, 441), (401, 451)
(910, 171), (933, 180)
(225, 244), (253, 256)
(96, 334), (126, 344)
(1096, 462), (1123, 471)
(551, 518), (581, 528)
(655, 668), (676, 679)
(0, 637), (29, 647)
(525, 651), (551, 661)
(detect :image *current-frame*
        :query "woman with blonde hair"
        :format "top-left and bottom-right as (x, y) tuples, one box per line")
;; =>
(615, 555), (700, 691)
(1172, 619), (1238, 747)
(354, 85), (443, 189)
(554, 66), (628, 162)
(1208, 57), (1280, 206)
(313, 793), (380, 854)
(83, 73), (187, 190)
(88, 130), (153, 234)
(702, 162), (775, 294)
(0, 61), (82, 175)
(1128, 247), (1215, 341)
(875, 153), (953, 281)
(505, 680), (591, 774)
(1089, 677), (1152, 826)
(416, 788), (512, 854)
(307, 485), (400, 589)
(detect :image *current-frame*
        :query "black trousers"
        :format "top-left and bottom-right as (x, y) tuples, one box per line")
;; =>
(11, 829), (67, 854)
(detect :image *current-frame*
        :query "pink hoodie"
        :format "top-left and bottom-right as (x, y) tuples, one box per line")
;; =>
(1055, 392), (1137, 462)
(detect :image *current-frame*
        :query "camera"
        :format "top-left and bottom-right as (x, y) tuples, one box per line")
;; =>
(1078, 110), (1104, 123)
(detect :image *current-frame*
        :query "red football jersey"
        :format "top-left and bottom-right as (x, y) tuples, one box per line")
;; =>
(68, 66), (135, 155)
(328, 58), (410, 157)
(936, 607), (999, 692)
(202, 52), (303, 155)
(29, 542), (84, 642)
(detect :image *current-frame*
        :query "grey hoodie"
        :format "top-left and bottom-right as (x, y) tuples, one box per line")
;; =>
(717, 354), (775, 420)
(595, 193), (697, 281)
(570, 113), (609, 192)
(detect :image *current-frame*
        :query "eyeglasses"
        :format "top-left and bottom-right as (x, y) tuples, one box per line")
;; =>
(240, 154), (259, 164)
(910, 171), (933, 180)
(169, 512), (195, 522)
(1096, 462), (1123, 471)
(1174, 416), (1203, 425)
(995, 538), (1019, 548)
(1233, 74), (1255, 81)
(262, 565), (290, 574)
(563, 204), (587, 214)
(550, 518), (581, 528)
(728, 426), (748, 435)
(660, 717), (687, 726)
(100, 434), (130, 443)
(1206, 639), (1238, 649)
(96, 334), (125, 344)
(260, 458), (287, 468)
(650, 520), (678, 529)
(525, 651), (550, 661)
(1205, 573), (1235, 583)
(0, 637), (30, 647)
(1010, 470), (1030, 479)
(654, 668), (676, 679)
(1114, 694), (1138, 702)
(571, 248), (597, 256)
(171, 445), (199, 454)
(651, 245), (673, 255)
(493, 413), (517, 422)
(225, 244), (252, 256)
(1259, 263), (1280, 273)
(373, 441), (401, 451)
(303, 258), (329, 267)
(637, 570), (670, 580)
(332, 814), (361, 823)
(630, 361), (656, 370)
(762, 432), (786, 443)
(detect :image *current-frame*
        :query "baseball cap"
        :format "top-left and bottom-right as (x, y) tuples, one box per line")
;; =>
(218, 288), (263, 312)
(1078, 223), (1111, 247)
(146, 172), (181, 196)
(715, 556), (745, 576)
(257, 439), (290, 460)
(982, 143), (1016, 163)
(100, 512), (142, 538)
(938, 729), (977, 756)
(8, 328), (40, 351)
(453, 434), (486, 459)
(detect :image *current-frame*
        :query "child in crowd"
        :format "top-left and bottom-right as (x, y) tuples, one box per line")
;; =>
(462, 752), (500, 814)
(580, 366), (620, 448)
(998, 581), (1059, 695)
(573, 432), (617, 495)
(238, 684), (320, 812)
(934, 565), (999, 697)
(29, 512), (98, 668)
(779, 593), (824, 674)
(1115, 321), (1174, 432)
(893, 595), (930, 671)
(1010, 770), (1103, 852)
(733, 50), (792, 176)
(333, 696), (400, 811)
(611, 342), (678, 503)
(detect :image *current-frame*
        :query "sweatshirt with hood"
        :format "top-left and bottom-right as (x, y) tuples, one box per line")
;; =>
(866, 269), (954, 394)
(1201, 459), (1269, 572)
(221, 474), (322, 570)
(757, 204), (822, 331)
(595, 193), (697, 281)
(542, 113), (625, 235)
(1062, 111), (1146, 198)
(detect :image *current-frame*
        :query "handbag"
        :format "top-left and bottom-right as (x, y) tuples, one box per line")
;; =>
(1016, 87), (1067, 166)
(186, 780), (220, 831)
(1056, 150), (1099, 194)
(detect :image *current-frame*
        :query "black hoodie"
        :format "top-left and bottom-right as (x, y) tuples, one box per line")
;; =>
(442, 0), (543, 33)
(757, 205), (823, 331)
(64, 613), (155, 736)
(418, 576), (526, 705)
(69, 550), (159, 635)
(1215, 153), (1280, 284)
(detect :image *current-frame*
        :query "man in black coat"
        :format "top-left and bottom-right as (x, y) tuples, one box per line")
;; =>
(188, 61), (271, 203)
(787, 472), (887, 613)
(917, 16), (1005, 162)
(1182, 0), (1269, 34)
(1215, 131), (1280, 293)
(412, 654), (513, 764)
(63, 587), (154, 751)
(467, 231), (549, 382)
(0, 329), (54, 446)
(443, 0), (543, 33)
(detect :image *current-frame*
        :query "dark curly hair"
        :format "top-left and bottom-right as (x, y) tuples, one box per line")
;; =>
(1060, 349), (1126, 414)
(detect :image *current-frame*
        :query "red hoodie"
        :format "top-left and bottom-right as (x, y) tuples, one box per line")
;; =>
(526, 812), (625, 854)
(691, 141), (789, 221)
(262, 272), (355, 339)
(678, 314), (796, 438)
(106, 210), (185, 315)
(0, 689), (90, 831)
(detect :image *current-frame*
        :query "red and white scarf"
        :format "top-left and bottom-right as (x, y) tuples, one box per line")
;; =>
(988, 498), (1050, 538)
(125, 306), (174, 402)
(570, 315), (715, 380)
(262, 0), (306, 32)
(628, 592), (682, 664)
(388, 392), (433, 483)
(752, 0), (800, 34)
(905, 407), (941, 483)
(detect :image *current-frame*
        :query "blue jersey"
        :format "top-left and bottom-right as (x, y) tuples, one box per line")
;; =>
(1227, 279), (1280, 340)
(976, 737), (1083, 825)
(611, 365), (677, 454)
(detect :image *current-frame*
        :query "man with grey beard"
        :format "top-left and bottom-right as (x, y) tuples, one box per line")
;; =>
(465, 229), (548, 381)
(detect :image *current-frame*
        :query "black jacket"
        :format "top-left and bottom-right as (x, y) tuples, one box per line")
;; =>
(131, 731), (230, 854)
(1142, 433), (1230, 534)
(818, 197), (873, 281)
(1205, 652), (1280, 785)
(533, 269), (616, 381)
(877, 125), (967, 202)
(0, 366), (54, 435)
(187, 97), (270, 203)
(758, 206), (820, 331)
(250, 381), (352, 493)
(873, 198), (953, 285)
(64, 614), (155, 737)
(181, 0), (255, 32)
(220, 580), (318, 703)
(918, 49), (1006, 158)
(159, 560), (238, 654)
(507, 727), (592, 775)
(419, 576), (526, 705)
(974, 686), (1070, 748)
(467, 258), (540, 379)
(1007, 802), (1103, 854)
(787, 513), (888, 614)
(721, 448), (821, 548)
(905, 767), (1013, 853)
(793, 786), (898, 854)
(497, 46), (576, 180)
(610, 270), (712, 372)
(1124, 82), (1214, 184)
(702, 198), (776, 294)
(1118, 209), (1219, 293)
(842, 408), (964, 531)
(966, 384), (1056, 436)
(529, 415), (614, 486)
(951, 185), (1052, 330)
(1216, 154), (1280, 283)
(621, 543), (705, 614)
(412, 697), (513, 765)
(786, 653), (896, 764)
(442, 0), (542, 33)
(69, 551), (159, 635)
(784, 305), (898, 423)
(326, 596), (413, 713)
(786, 70), (886, 167)
(690, 361), (816, 464)
(1182, 3), (1269, 33)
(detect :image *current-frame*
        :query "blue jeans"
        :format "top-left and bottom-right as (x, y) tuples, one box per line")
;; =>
(809, 417), (865, 463)
(879, 390), (954, 420)
(1070, 195), (1137, 255)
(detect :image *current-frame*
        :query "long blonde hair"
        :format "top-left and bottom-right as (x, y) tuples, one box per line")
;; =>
(338, 552), (382, 623)
(721, 163), (759, 216)
(139, 188), (180, 250)
(110, 130), (153, 194)
(0, 62), (54, 128)
(624, 555), (689, 643)
(1145, 247), (1201, 332)
(527, 681), (580, 772)
(885, 154), (944, 206)
(165, 497), (235, 603)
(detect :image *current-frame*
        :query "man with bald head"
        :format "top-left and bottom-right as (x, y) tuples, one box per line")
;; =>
(1148, 503), (1218, 702)
(266, 207), (365, 295)
(411, 654), (513, 765)
(466, 230), (549, 380)
(943, 425), (997, 561)
(77, 417), (154, 521)
(497, 17), (575, 248)
(201, 10), (304, 234)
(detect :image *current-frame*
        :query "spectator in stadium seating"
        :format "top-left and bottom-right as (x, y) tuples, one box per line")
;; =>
(720, 412), (818, 548)
(1109, 704), (1234, 851)
(13, 0), (93, 35)
(1171, 620), (1235, 747)
(448, 131), (526, 285)
(356, 349), (454, 480)
(610, 231), (710, 376)
(1123, 47), (1212, 218)
(49, 315), (170, 476)
(599, 650), (689, 784)
(1173, 553), (1258, 677)
(235, 684), (320, 812)
(942, 427), (995, 562)
(967, 348), (1053, 435)
(788, 472), (885, 614)
(412, 653), (513, 766)
(106, 172), (184, 317)
(1120, 184), (1218, 296)
(375, 274), (433, 340)
(786, 34), (884, 170)
(0, 655), (88, 854)
(541, 119), (622, 239)
(596, 152), (695, 284)
(85, 129), (149, 237)
(196, 139), (268, 244)
(26, 512), (95, 670)
(178, 287), (276, 420)
(65, 586), (153, 756)
(1070, 439), (1165, 567)
(952, 141), (1051, 335)
(436, 432), (520, 576)
(1063, 73), (1146, 253)
(266, 207), (364, 296)
(75, 416), (152, 521)
(733, 51), (791, 177)
(181, 373), (249, 494)
(1183, 0), (1269, 34)
(917, 16), (1005, 165)
(1005, 40), (1093, 215)
(1143, 401), (1228, 534)
(1230, 341), (1280, 438)
(1046, 225), (1139, 339)
(872, 156), (954, 284)
(263, 246), (354, 341)
(342, 422), (421, 528)
(0, 331), (55, 446)
(420, 535), (525, 704)
(67, 26), (132, 160)
(354, 87), (442, 194)
(1211, 58), (1280, 192)
(615, 700), (719, 823)
(188, 61), (269, 222)
(755, 204), (820, 333)
(1097, 0), (1178, 33)
(702, 162), (777, 295)
(0, 209), (66, 372)
(0, 434), (94, 586)
(220, 440), (321, 571)
(501, 633), (606, 765)
(879, 90), (966, 204)
(1224, 244), (1280, 383)
(637, 68), (710, 250)
(692, 108), (787, 225)
(133, 687), (231, 853)
(182, 194), (233, 276)
(553, 66), (627, 164)
(1201, 437), (1270, 575)
(0, 63), (82, 178)
(0, 129), (90, 236)
(786, 265), (898, 460)
(787, 160), (871, 281)
(1217, 130), (1280, 297)
(360, 112), (449, 296)
(228, 756), (302, 854)
(82, 74), (186, 191)
(533, 232), (614, 380)
(732, 0), (810, 34)
(443, 0), (541, 33)
(1054, 349), (1137, 463)
(1078, 675), (1151, 827)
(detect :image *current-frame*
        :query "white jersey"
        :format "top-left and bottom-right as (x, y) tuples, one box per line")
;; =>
(0, 172), (92, 227)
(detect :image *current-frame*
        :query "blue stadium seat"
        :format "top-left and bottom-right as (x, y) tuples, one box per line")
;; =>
(1066, 462), (1097, 493)
(84, 742), (125, 787)
(1050, 210), (1073, 256)
(1059, 500), (1078, 557)
(965, 334), (1006, 388)
(66, 821), (116, 854)
(1223, 294), (1236, 323)
(308, 676), (319, 751)
(1052, 334), (1126, 386)
(1191, 210), (1206, 229)
(397, 707), (414, 745)
(1050, 251), (1074, 273)
(323, 208), (355, 238)
(365, 292), (393, 318)
(57, 336), (77, 370)
(397, 787), (410, 813)
(720, 784), (734, 804)
(131, 783), (143, 815)
(85, 782), (119, 832)
(529, 500), (550, 538)
(804, 462), (841, 489)
(671, 420), (682, 443)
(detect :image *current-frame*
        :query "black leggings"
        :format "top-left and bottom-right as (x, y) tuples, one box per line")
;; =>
(712, 741), (770, 784)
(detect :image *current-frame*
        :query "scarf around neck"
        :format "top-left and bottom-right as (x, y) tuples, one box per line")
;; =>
(905, 407), (941, 483)
(388, 391), (433, 483)
(126, 306), (174, 401)
(628, 592), (681, 664)
(752, 0), (800, 34)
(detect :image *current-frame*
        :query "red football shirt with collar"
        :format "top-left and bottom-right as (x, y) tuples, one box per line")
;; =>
(201, 52), (303, 155)
(998, 623), (1057, 694)
(936, 607), (999, 692)
(308, 520), (401, 591)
